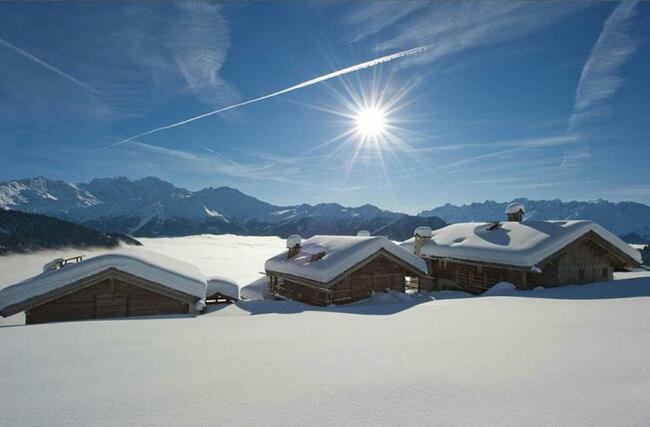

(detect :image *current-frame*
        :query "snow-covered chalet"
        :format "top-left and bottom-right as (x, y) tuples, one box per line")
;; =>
(265, 234), (427, 305)
(400, 203), (642, 294)
(0, 249), (238, 324)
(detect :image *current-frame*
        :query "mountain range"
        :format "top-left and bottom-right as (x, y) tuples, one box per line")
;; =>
(3, 177), (649, 244)
(420, 198), (650, 243)
(0, 177), (445, 241)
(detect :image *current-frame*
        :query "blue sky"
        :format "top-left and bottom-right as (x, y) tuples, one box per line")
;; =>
(1, 1), (648, 213)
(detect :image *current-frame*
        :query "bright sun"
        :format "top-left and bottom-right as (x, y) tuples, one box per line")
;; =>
(355, 106), (387, 137)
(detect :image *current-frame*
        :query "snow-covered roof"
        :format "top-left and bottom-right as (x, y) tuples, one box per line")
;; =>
(0, 248), (208, 316)
(286, 234), (302, 248)
(206, 276), (239, 300)
(400, 220), (642, 268)
(505, 202), (525, 214)
(414, 226), (433, 238)
(240, 276), (271, 300)
(265, 235), (427, 284)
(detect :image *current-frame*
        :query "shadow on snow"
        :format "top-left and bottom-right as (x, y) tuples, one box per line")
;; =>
(229, 276), (650, 316)
(3, 277), (649, 327)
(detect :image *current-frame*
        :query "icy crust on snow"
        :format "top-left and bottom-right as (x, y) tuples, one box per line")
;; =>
(401, 220), (641, 267)
(0, 248), (207, 313)
(206, 276), (239, 300)
(265, 235), (427, 284)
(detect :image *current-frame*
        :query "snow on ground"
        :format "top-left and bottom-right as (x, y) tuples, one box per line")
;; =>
(1, 237), (650, 425)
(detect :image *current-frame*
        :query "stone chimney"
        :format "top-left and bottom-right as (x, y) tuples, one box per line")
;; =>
(505, 202), (525, 222)
(413, 226), (432, 256)
(286, 234), (302, 258)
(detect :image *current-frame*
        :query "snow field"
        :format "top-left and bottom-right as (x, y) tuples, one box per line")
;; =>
(1, 235), (650, 426)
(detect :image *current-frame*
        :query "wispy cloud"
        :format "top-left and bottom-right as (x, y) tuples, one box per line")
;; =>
(569, 1), (639, 129)
(132, 142), (197, 161)
(344, 1), (428, 43)
(404, 134), (579, 157)
(164, 2), (238, 107)
(0, 36), (98, 94)
(0, 2), (237, 127)
(403, 134), (583, 178)
(347, 1), (586, 66)
(560, 149), (592, 168)
(107, 2), (238, 110)
(129, 142), (298, 183)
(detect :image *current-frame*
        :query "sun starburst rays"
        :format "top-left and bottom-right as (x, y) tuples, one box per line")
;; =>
(355, 106), (386, 137)
(293, 70), (427, 193)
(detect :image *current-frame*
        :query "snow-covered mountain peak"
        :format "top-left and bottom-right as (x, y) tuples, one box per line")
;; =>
(1, 176), (446, 239)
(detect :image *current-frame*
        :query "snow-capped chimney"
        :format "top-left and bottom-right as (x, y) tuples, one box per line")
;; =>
(413, 226), (432, 256)
(505, 202), (525, 222)
(286, 234), (302, 258)
(356, 230), (371, 237)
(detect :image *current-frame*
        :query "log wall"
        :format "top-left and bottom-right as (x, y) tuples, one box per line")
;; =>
(553, 239), (613, 285)
(26, 277), (190, 324)
(269, 254), (409, 305)
(429, 236), (618, 294)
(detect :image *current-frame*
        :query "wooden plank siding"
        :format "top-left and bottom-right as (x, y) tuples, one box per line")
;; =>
(268, 253), (414, 306)
(22, 269), (193, 324)
(426, 233), (625, 294)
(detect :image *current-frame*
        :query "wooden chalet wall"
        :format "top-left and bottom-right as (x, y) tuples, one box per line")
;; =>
(428, 260), (526, 294)
(330, 256), (406, 304)
(26, 274), (190, 324)
(427, 233), (623, 294)
(270, 277), (330, 306)
(269, 254), (409, 306)
(536, 235), (615, 287)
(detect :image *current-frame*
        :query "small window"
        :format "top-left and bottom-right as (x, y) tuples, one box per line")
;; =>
(578, 269), (585, 282)
(310, 251), (326, 262)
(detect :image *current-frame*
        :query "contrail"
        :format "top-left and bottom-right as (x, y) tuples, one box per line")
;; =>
(0, 36), (98, 94)
(108, 44), (432, 148)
